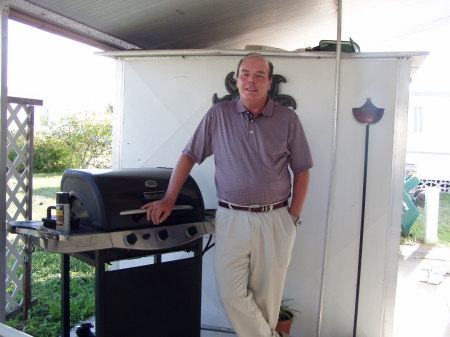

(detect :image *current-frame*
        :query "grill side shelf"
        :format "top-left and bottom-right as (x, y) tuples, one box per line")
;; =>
(7, 220), (215, 254)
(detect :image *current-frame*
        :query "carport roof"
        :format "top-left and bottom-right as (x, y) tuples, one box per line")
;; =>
(6, 0), (450, 52)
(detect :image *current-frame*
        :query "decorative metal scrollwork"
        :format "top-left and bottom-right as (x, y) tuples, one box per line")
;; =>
(213, 72), (297, 109)
(213, 72), (239, 103)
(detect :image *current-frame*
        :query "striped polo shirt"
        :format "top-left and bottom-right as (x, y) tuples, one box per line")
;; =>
(183, 99), (313, 206)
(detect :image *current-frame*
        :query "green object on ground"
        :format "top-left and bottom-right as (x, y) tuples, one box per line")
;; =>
(402, 175), (421, 236)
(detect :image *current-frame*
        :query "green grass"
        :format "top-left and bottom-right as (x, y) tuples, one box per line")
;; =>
(6, 173), (95, 337)
(401, 193), (450, 246)
(31, 173), (62, 220)
(7, 251), (96, 336)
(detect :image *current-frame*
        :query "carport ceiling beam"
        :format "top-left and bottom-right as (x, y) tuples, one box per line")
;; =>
(8, 0), (140, 51)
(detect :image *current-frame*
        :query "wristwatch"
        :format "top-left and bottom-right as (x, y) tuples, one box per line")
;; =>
(290, 213), (302, 226)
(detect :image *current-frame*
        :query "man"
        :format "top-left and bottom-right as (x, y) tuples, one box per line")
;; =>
(141, 53), (312, 337)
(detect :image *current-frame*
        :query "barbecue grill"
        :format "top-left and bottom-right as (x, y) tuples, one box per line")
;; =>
(8, 168), (215, 337)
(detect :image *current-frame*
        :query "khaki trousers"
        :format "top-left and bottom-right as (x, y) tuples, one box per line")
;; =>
(214, 206), (297, 337)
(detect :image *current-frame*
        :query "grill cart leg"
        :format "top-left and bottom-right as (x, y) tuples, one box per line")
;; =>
(61, 254), (71, 337)
(95, 251), (106, 337)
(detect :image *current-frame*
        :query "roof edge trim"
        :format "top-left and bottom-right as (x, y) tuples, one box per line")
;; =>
(99, 49), (428, 60)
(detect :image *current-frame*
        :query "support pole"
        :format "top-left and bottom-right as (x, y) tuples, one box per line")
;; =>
(317, 0), (342, 335)
(0, 1), (9, 323)
(22, 236), (33, 320)
(424, 187), (440, 245)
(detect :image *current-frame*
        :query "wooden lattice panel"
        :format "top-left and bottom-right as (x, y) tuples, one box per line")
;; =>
(4, 97), (41, 314)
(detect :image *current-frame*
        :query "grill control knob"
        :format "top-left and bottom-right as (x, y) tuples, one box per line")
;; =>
(157, 229), (169, 241)
(186, 226), (198, 238)
(125, 233), (138, 246)
(142, 233), (151, 240)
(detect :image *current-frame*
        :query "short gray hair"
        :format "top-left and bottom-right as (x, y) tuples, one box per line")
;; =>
(236, 53), (274, 79)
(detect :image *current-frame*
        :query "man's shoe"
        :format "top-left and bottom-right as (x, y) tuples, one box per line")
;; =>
(278, 331), (289, 337)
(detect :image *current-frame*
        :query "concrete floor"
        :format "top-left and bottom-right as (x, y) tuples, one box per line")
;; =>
(393, 244), (450, 337)
(200, 329), (237, 337)
(70, 321), (237, 337)
(70, 244), (449, 337)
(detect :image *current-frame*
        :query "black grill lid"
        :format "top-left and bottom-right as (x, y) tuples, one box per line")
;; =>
(61, 168), (205, 232)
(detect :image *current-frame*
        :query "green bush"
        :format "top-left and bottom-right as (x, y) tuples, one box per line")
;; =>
(33, 133), (75, 173)
(32, 109), (112, 173)
(53, 113), (112, 169)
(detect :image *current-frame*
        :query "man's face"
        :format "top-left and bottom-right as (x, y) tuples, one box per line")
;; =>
(236, 56), (272, 108)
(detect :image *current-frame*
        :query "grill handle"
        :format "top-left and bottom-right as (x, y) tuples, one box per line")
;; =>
(119, 205), (193, 216)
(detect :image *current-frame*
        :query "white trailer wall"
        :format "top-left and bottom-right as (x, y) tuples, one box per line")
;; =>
(108, 50), (420, 337)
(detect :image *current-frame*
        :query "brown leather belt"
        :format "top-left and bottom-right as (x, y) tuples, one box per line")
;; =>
(218, 200), (288, 213)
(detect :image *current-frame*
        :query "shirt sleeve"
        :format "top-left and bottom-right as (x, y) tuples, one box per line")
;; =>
(182, 107), (214, 164)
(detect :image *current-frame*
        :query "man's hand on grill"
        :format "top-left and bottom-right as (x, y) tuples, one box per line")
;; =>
(141, 198), (174, 225)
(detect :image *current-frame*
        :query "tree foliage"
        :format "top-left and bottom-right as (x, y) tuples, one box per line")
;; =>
(33, 132), (74, 173)
(33, 108), (112, 173)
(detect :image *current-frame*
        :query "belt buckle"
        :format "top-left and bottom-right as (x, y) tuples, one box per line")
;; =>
(261, 205), (273, 212)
